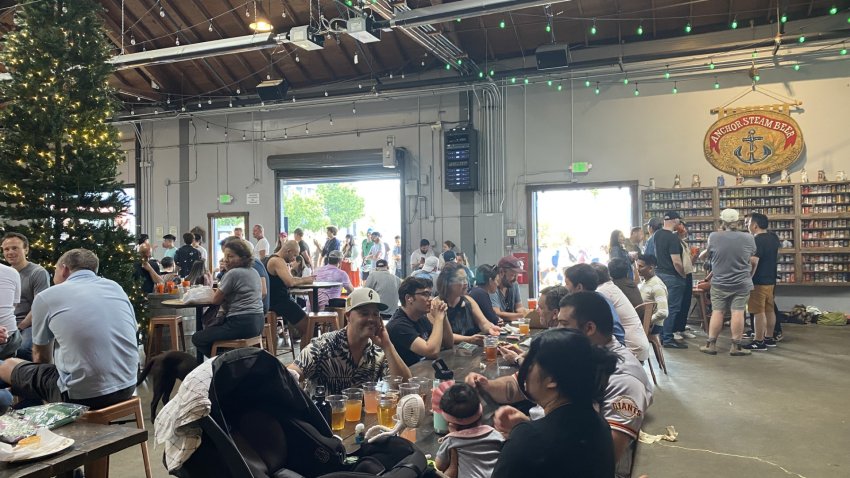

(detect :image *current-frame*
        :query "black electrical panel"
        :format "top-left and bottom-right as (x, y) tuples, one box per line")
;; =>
(444, 126), (478, 191)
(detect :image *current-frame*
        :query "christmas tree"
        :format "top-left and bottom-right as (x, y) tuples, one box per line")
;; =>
(0, 0), (147, 331)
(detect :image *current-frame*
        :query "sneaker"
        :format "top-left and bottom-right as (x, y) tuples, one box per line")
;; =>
(673, 332), (684, 341)
(774, 333), (784, 342)
(743, 341), (767, 351)
(743, 330), (755, 339)
(681, 330), (697, 339)
(763, 337), (777, 347)
(663, 341), (688, 349)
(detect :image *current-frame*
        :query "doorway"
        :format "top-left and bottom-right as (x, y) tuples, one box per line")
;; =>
(529, 182), (638, 295)
(208, 212), (249, 272)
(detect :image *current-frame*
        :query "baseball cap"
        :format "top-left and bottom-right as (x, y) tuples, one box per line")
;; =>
(644, 217), (663, 229)
(345, 287), (388, 313)
(419, 239), (431, 247)
(163, 234), (176, 240)
(442, 250), (457, 262)
(375, 259), (389, 269)
(720, 208), (740, 223)
(663, 211), (681, 220)
(328, 250), (343, 260)
(497, 255), (523, 272)
(422, 256), (440, 273)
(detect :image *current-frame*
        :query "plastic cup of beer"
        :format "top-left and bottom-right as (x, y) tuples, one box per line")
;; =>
(527, 298), (538, 310)
(326, 395), (347, 431)
(155, 283), (165, 294)
(398, 383), (419, 398)
(361, 382), (379, 414)
(378, 393), (398, 427)
(384, 375), (404, 391)
(341, 388), (363, 422)
(517, 319), (530, 335)
(409, 377), (432, 411)
(483, 336), (498, 362)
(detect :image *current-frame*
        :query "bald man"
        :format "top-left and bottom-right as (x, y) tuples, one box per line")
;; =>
(266, 239), (315, 337)
(134, 243), (163, 294)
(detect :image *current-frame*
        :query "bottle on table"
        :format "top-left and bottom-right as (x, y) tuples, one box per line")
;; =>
(432, 360), (454, 435)
(312, 385), (332, 428)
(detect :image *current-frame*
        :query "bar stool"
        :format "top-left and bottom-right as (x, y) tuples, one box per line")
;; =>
(325, 306), (346, 329)
(79, 396), (152, 478)
(210, 336), (263, 356)
(300, 311), (340, 349)
(146, 316), (185, 355)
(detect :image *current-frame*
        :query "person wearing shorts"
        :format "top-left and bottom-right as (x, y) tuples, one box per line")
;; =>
(700, 209), (756, 356)
(0, 249), (138, 410)
(744, 212), (782, 351)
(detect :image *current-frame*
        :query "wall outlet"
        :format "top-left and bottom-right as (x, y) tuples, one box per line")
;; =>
(506, 228), (517, 237)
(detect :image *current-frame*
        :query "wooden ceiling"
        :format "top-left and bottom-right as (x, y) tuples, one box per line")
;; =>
(1, 0), (847, 109)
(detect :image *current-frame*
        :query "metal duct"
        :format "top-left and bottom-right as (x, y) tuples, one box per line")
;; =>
(389, 0), (572, 29)
(477, 83), (504, 213)
(109, 33), (276, 70)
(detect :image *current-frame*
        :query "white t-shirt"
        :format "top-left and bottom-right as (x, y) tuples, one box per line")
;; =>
(409, 248), (434, 269)
(255, 237), (270, 258)
(0, 264), (21, 332)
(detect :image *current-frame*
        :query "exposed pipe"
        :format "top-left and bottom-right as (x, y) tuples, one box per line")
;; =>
(388, 0), (572, 29)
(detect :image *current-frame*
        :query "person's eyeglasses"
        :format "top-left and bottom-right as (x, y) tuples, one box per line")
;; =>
(413, 291), (432, 298)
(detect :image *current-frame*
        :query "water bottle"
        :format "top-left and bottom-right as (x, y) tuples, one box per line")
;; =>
(432, 359), (454, 435)
(312, 385), (332, 428)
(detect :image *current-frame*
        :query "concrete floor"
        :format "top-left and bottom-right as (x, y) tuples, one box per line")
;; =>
(107, 323), (850, 478)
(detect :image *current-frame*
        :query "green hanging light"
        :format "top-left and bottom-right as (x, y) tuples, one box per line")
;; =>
(637, 24), (644, 36)
(829, 6), (838, 15)
(684, 22), (692, 33)
(499, 20), (506, 29)
(731, 18), (738, 29)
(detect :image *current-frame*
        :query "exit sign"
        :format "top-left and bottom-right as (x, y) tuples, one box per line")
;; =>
(570, 162), (591, 173)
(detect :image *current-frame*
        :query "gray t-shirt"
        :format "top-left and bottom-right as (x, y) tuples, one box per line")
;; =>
(15, 262), (50, 322)
(31, 270), (138, 400)
(436, 427), (504, 478)
(219, 266), (263, 316)
(364, 270), (402, 315)
(707, 231), (756, 291)
(489, 282), (521, 312)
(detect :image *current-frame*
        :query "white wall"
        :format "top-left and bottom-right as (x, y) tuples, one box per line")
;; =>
(130, 59), (850, 310)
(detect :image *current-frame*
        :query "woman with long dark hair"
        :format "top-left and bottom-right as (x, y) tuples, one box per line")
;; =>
(492, 328), (618, 477)
(191, 239), (264, 357)
(186, 260), (212, 286)
(436, 262), (500, 345)
(340, 233), (360, 287)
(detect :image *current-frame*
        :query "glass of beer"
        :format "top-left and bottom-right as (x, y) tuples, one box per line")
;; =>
(527, 298), (538, 310)
(409, 377), (432, 411)
(384, 375), (403, 391)
(377, 393), (398, 427)
(326, 395), (347, 431)
(341, 388), (363, 422)
(516, 319), (530, 335)
(484, 336), (498, 362)
(361, 382), (379, 414)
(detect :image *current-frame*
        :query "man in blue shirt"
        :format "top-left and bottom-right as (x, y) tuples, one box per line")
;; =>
(0, 248), (138, 409)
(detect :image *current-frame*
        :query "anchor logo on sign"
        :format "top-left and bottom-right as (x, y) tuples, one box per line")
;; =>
(734, 129), (773, 164)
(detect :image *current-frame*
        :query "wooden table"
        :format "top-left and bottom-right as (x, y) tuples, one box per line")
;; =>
(161, 298), (215, 363)
(691, 287), (710, 332)
(0, 422), (147, 478)
(335, 342), (524, 455)
(290, 282), (342, 312)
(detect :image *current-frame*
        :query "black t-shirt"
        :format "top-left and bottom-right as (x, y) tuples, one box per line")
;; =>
(298, 240), (309, 254)
(174, 245), (201, 278)
(134, 259), (161, 294)
(753, 232), (781, 285)
(446, 297), (479, 336)
(386, 308), (433, 366)
(653, 229), (682, 276)
(469, 287), (500, 325)
(492, 404), (614, 478)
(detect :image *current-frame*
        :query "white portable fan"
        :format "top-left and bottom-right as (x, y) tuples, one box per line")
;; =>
(365, 393), (425, 442)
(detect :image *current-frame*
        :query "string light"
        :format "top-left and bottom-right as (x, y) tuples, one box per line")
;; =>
(793, 63), (801, 71)
(623, 75), (629, 85)
(175, 35), (180, 46)
(353, 53), (358, 64)
(547, 80), (553, 87)
(752, 50), (758, 58)
(780, 13), (788, 24)
(263, 133), (267, 141)
(208, 98), (212, 105)
(205, 123), (209, 131)
(545, 22), (551, 33)
(672, 82), (678, 94)
(829, 6), (838, 15)
(510, 77), (516, 84)
(798, 34), (806, 43)
(730, 17), (738, 29)
(489, 69), (495, 76)
(352, 103), (356, 115)
(329, 115), (334, 126)
(590, 18), (597, 35)
(684, 21), (692, 33)
(159, 6), (165, 18)
(324, 90), (328, 96)
(840, 43), (847, 55)
(633, 83), (639, 96)
(445, 63), (451, 70)
(708, 59), (715, 70)
(594, 82), (600, 95)
(228, 98), (233, 107)
(499, 20), (506, 29)
(129, 34), (135, 45)
(305, 125), (309, 134)
(296, 54), (300, 63)
(557, 82), (563, 91)
(197, 100), (202, 108)
(246, 5), (251, 17)
(236, 87), (241, 94)
(523, 78), (529, 84)
(208, 21), (213, 32)
(584, 79), (591, 87)
(664, 66), (670, 79)
(284, 128), (288, 139)
(713, 77), (720, 89)
(636, 22), (644, 36)
(242, 132), (246, 141)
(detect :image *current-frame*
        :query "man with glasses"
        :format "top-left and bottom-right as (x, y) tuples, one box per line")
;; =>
(386, 277), (453, 366)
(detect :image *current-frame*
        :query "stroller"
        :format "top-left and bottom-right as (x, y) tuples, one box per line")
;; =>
(169, 348), (430, 478)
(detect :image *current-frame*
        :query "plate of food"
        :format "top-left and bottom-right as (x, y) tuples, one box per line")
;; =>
(0, 429), (75, 463)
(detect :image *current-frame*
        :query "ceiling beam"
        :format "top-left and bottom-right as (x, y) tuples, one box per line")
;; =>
(99, 7), (171, 94)
(189, 1), (266, 89)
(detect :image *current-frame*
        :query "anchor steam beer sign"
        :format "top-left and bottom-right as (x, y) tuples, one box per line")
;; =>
(703, 110), (804, 176)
